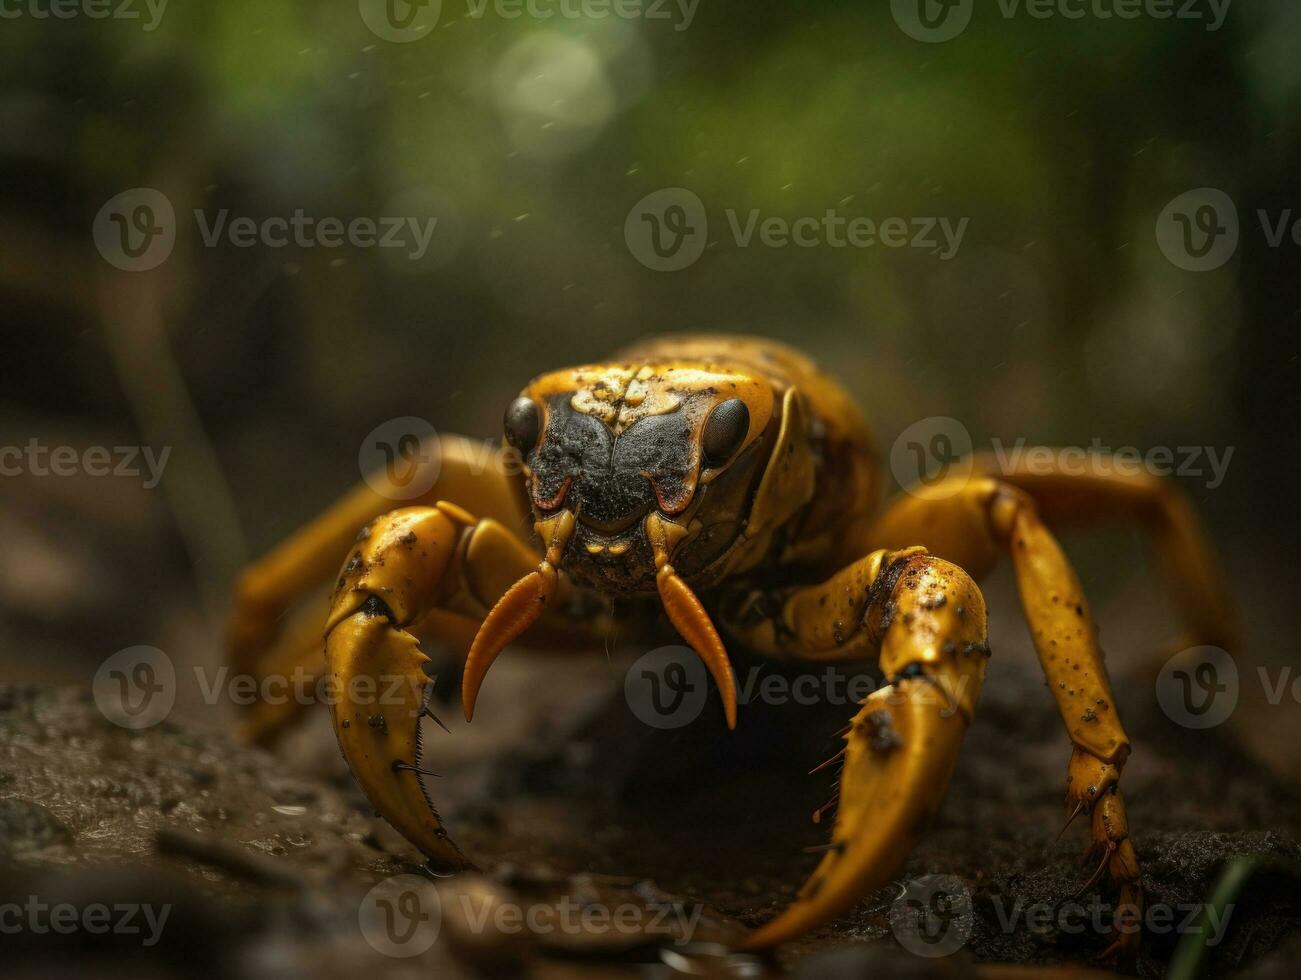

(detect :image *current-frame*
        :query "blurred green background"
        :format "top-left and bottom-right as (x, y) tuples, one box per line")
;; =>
(1, 0), (1298, 751)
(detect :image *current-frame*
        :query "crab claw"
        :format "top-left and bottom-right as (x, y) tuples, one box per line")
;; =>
(327, 608), (471, 870)
(461, 510), (575, 722)
(323, 506), (476, 871)
(739, 679), (971, 948)
(740, 554), (987, 950)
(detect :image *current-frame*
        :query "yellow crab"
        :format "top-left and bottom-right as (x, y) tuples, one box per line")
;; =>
(228, 335), (1236, 956)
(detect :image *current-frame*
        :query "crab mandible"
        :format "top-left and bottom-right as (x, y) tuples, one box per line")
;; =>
(229, 335), (1237, 955)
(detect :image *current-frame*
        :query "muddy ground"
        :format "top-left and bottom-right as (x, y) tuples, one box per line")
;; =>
(3, 581), (1300, 980)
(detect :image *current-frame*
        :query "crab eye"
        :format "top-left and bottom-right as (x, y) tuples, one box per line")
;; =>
(504, 397), (541, 452)
(702, 398), (749, 467)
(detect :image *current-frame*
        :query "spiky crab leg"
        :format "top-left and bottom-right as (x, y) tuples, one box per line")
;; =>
(866, 478), (1152, 963)
(728, 550), (989, 949)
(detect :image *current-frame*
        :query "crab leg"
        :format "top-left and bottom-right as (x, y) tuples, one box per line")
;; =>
(731, 550), (988, 949)
(227, 436), (529, 748)
(323, 503), (545, 871)
(866, 476), (1151, 960)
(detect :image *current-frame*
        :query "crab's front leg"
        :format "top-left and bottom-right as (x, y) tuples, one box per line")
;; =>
(228, 435), (529, 746)
(323, 502), (570, 870)
(869, 478), (1145, 961)
(723, 548), (989, 949)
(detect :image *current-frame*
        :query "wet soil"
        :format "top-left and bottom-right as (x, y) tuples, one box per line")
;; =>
(2, 626), (1299, 979)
